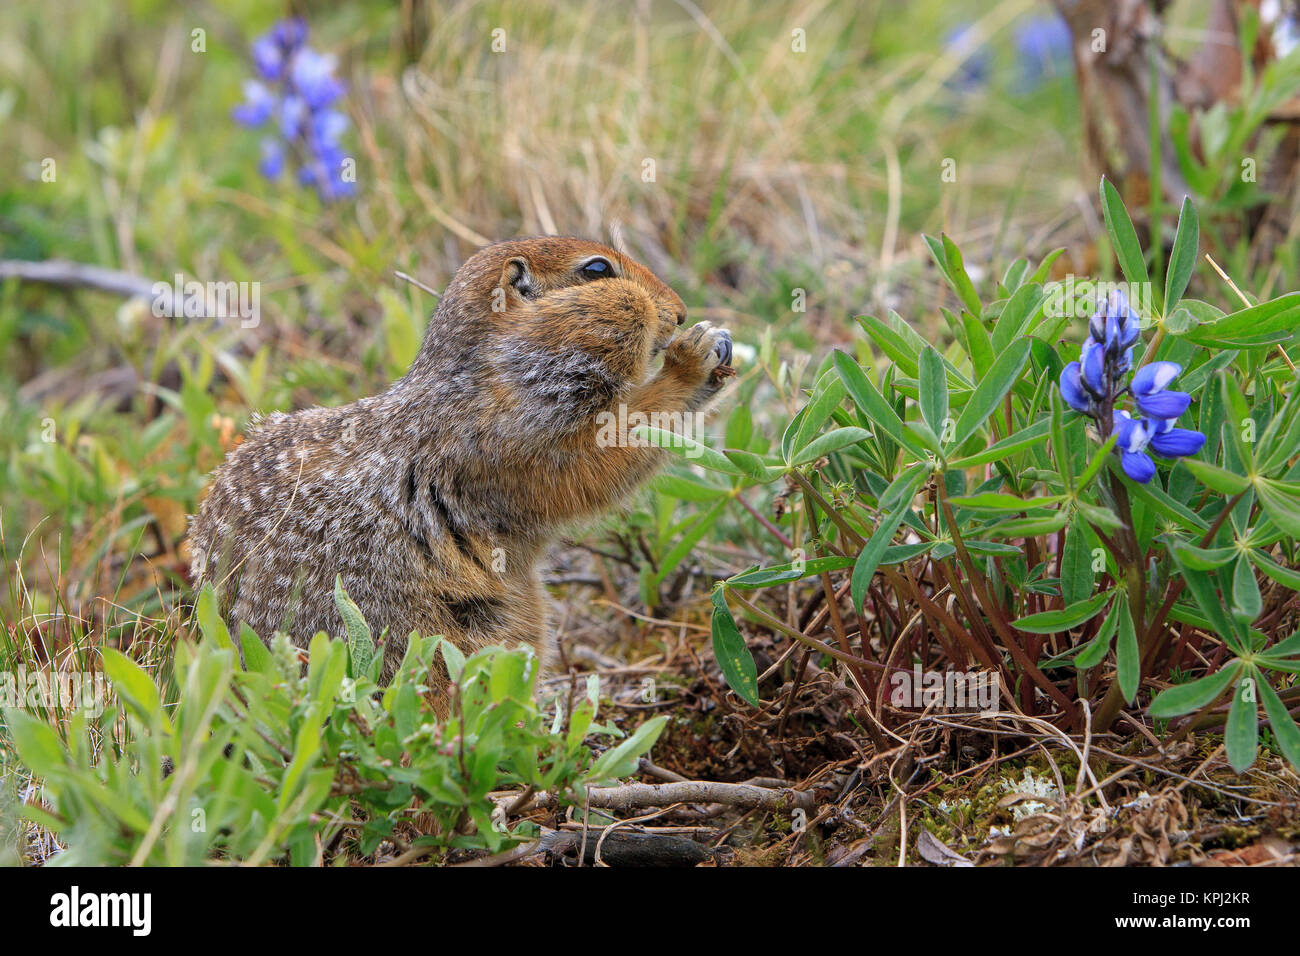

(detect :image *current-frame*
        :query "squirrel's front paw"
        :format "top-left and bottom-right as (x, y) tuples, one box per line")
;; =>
(663, 321), (734, 393)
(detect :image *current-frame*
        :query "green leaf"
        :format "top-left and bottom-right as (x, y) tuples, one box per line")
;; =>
(2, 707), (67, 778)
(1075, 433), (1120, 491)
(194, 583), (233, 651)
(721, 448), (771, 478)
(991, 283), (1047, 355)
(962, 311), (994, 378)
(586, 715), (669, 784)
(334, 576), (375, 679)
(1183, 292), (1300, 347)
(1100, 176), (1151, 287)
(856, 315), (920, 376)
(1256, 479), (1300, 537)
(1074, 599), (1122, 669)
(1231, 554), (1262, 623)
(440, 639), (466, 683)
(1168, 541), (1236, 571)
(1116, 593), (1140, 704)
(728, 555), (855, 590)
(1181, 458), (1251, 495)
(1257, 676), (1300, 770)
(635, 426), (746, 476)
(947, 416), (1051, 470)
(918, 345), (948, 437)
(279, 704), (323, 813)
(949, 491), (1065, 512)
(101, 647), (169, 732)
(1224, 670), (1259, 773)
(1013, 589), (1114, 634)
(1148, 660), (1242, 718)
(653, 473), (729, 502)
(1169, 551), (1248, 654)
(1126, 475), (1209, 531)
(951, 338), (1032, 446)
(1163, 196), (1199, 312)
(239, 622), (276, 675)
(792, 426), (871, 466)
(933, 234), (983, 315)
(833, 350), (927, 458)
(710, 590), (759, 707)
(1250, 550), (1300, 591)
(791, 376), (847, 453)
(1060, 516), (1094, 606)
(851, 509), (907, 616)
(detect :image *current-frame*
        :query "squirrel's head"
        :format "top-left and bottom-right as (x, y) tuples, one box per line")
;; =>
(409, 237), (687, 383)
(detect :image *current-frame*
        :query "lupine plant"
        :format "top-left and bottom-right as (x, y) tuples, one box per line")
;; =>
(643, 178), (1300, 773)
(232, 18), (355, 202)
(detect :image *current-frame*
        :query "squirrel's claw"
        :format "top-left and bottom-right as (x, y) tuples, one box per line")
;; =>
(712, 329), (733, 367)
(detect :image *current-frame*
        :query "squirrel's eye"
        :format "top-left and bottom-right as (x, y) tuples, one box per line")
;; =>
(580, 257), (613, 280)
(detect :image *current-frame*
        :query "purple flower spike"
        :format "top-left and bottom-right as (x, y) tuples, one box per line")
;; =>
(233, 18), (353, 202)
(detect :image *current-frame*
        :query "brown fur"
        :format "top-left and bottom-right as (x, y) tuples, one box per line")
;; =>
(188, 237), (732, 690)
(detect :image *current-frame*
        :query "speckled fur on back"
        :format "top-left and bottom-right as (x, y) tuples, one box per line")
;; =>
(188, 237), (732, 691)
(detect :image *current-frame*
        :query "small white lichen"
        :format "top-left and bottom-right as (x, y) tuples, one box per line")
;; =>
(1000, 767), (1059, 820)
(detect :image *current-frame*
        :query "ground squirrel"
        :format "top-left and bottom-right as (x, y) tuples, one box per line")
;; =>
(188, 237), (733, 687)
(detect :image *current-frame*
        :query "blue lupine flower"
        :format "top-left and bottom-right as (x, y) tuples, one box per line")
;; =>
(231, 80), (275, 126)
(1060, 361), (1090, 413)
(290, 49), (346, 110)
(1058, 291), (1205, 483)
(1111, 410), (1207, 483)
(1015, 14), (1071, 90)
(232, 19), (353, 203)
(1112, 411), (1157, 484)
(1147, 416), (1207, 459)
(1131, 361), (1191, 419)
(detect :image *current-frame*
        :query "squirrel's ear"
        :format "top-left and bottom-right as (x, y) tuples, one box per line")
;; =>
(501, 256), (537, 300)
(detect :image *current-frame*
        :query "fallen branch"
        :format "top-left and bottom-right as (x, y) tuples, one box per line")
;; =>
(0, 258), (169, 309)
(497, 779), (816, 816)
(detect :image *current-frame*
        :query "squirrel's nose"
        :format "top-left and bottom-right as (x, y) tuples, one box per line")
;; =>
(675, 307), (687, 326)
